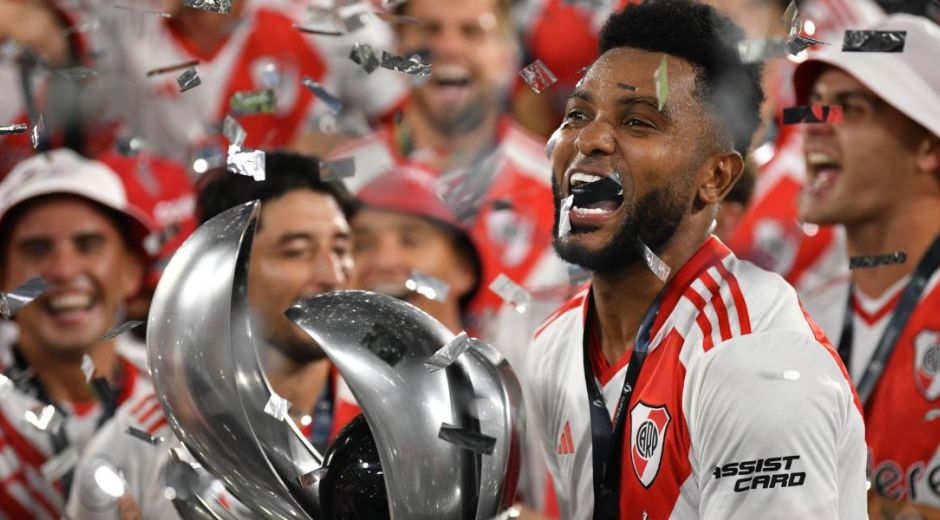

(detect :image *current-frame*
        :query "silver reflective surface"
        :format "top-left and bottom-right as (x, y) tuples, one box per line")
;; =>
(287, 291), (525, 520)
(147, 201), (312, 519)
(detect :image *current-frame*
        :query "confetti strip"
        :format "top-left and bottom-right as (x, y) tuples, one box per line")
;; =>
(425, 331), (472, 372)
(182, 0), (231, 15)
(405, 270), (450, 302)
(294, 25), (344, 36)
(488, 274), (531, 313)
(737, 38), (789, 63)
(30, 115), (44, 150)
(112, 4), (172, 17)
(146, 60), (200, 77)
(782, 105), (843, 125)
(438, 423), (496, 455)
(654, 56), (668, 111)
(0, 123), (27, 135)
(101, 320), (145, 340)
(264, 393), (291, 421)
(318, 157), (356, 181)
(842, 30), (906, 53)
(227, 147), (266, 181)
(126, 426), (164, 445)
(349, 42), (381, 74)
(81, 354), (95, 381)
(380, 50), (432, 76)
(0, 276), (49, 318)
(518, 59), (557, 93)
(557, 195), (573, 237)
(55, 66), (99, 81)
(302, 77), (344, 113)
(849, 251), (907, 269)
(176, 67), (201, 93)
(787, 34), (828, 55)
(229, 89), (275, 115)
(641, 241), (671, 282)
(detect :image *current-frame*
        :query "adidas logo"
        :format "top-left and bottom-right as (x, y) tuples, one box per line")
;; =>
(557, 421), (574, 455)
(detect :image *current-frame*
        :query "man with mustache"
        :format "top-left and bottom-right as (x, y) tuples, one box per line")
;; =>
(523, 1), (866, 518)
(794, 14), (940, 519)
(0, 149), (155, 518)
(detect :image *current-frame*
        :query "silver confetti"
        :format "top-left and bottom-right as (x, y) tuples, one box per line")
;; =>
(0, 276), (49, 318)
(126, 426), (164, 445)
(112, 4), (172, 17)
(41, 446), (80, 482)
(380, 50), (431, 76)
(842, 30), (906, 52)
(438, 423), (496, 455)
(518, 59), (557, 93)
(0, 123), (27, 135)
(183, 0), (231, 15)
(229, 89), (276, 115)
(302, 77), (343, 113)
(227, 146), (265, 181)
(319, 157), (356, 181)
(641, 241), (671, 282)
(25, 404), (63, 433)
(101, 320), (145, 340)
(30, 115), (44, 150)
(176, 67), (201, 93)
(737, 38), (789, 63)
(405, 269), (450, 302)
(81, 354), (95, 381)
(55, 66), (99, 81)
(349, 42), (380, 74)
(488, 274), (530, 313)
(221, 115), (246, 148)
(264, 393), (291, 421)
(558, 195), (573, 237)
(425, 331), (472, 372)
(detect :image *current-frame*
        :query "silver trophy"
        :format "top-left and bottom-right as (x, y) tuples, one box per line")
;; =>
(147, 200), (525, 519)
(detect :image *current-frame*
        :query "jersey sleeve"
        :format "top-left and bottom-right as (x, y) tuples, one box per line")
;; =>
(683, 329), (867, 519)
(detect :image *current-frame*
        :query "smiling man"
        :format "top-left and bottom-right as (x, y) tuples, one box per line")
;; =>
(0, 149), (155, 517)
(523, 1), (867, 519)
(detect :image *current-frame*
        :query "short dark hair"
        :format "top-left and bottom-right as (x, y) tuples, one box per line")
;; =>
(197, 150), (355, 225)
(599, 0), (765, 158)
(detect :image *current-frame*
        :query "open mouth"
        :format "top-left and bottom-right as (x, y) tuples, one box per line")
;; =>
(41, 291), (96, 320)
(805, 151), (842, 196)
(568, 173), (624, 217)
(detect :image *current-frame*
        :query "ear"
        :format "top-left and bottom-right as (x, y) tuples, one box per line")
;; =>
(698, 151), (744, 205)
(120, 251), (145, 301)
(916, 134), (940, 175)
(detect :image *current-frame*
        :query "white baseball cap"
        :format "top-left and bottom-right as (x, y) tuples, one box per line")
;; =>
(0, 149), (155, 246)
(793, 14), (940, 139)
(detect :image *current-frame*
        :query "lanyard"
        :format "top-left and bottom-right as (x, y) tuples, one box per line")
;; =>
(838, 234), (940, 405)
(584, 289), (665, 520)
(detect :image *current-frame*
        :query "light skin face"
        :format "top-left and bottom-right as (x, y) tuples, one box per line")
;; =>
(351, 208), (474, 329)
(397, 0), (513, 135)
(552, 48), (743, 268)
(1, 197), (142, 360)
(247, 189), (352, 360)
(799, 68), (928, 226)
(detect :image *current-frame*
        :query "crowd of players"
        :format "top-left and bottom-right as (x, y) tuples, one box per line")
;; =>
(0, 0), (938, 518)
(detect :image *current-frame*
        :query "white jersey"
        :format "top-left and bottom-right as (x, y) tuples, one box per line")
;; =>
(524, 236), (867, 520)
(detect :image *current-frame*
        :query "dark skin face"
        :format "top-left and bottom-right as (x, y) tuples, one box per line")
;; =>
(552, 48), (744, 273)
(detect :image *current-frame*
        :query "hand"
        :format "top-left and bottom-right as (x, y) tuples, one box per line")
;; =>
(116, 494), (144, 520)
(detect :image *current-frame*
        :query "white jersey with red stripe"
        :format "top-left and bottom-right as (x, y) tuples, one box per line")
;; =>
(802, 269), (940, 507)
(90, 0), (406, 164)
(524, 236), (867, 519)
(0, 341), (151, 520)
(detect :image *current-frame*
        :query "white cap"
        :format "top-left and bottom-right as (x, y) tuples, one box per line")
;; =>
(0, 149), (154, 243)
(793, 14), (940, 139)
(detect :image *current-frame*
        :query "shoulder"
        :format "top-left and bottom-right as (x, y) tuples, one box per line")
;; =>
(532, 286), (588, 343)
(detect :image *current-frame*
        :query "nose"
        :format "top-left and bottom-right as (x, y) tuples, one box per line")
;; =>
(429, 25), (469, 60)
(574, 118), (616, 157)
(43, 243), (82, 283)
(309, 247), (347, 293)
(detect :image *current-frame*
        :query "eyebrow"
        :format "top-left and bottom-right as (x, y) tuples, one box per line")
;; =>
(810, 89), (880, 104)
(569, 88), (662, 110)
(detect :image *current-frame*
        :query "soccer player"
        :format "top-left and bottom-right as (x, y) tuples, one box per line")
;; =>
(524, 1), (866, 518)
(794, 14), (940, 519)
(0, 150), (155, 518)
(65, 151), (359, 519)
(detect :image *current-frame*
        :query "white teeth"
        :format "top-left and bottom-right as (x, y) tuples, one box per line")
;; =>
(48, 293), (92, 311)
(434, 65), (471, 82)
(570, 172), (604, 187)
(807, 152), (837, 166)
(571, 206), (613, 215)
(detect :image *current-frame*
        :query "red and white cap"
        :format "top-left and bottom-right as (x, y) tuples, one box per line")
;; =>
(0, 149), (155, 244)
(793, 13), (940, 139)
(356, 164), (462, 228)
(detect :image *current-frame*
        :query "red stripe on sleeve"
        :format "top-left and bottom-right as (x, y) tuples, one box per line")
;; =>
(714, 261), (751, 335)
(700, 272), (732, 342)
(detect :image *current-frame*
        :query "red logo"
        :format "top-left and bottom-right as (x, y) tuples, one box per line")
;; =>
(630, 402), (671, 488)
(557, 421), (575, 455)
(915, 330), (940, 401)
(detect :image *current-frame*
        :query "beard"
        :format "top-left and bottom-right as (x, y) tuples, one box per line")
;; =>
(413, 87), (491, 137)
(551, 174), (690, 275)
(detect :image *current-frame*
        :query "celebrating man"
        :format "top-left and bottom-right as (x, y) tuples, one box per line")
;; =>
(524, 1), (866, 518)
(794, 14), (940, 519)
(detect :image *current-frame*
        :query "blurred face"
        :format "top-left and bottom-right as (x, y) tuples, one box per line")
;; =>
(398, 0), (513, 135)
(351, 208), (473, 310)
(248, 190), (352, 360)
(1, 197), (142, 359)
(799, 68), (926, 226)
(552, 48), (721, 273)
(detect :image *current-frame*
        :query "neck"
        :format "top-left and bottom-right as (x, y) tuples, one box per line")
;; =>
(402, 105), (500, 171)
(591, 219), (712, 365)
(845, 198), (940, 298)
(262, 348), (331, 422)
(19, 338), (120, 403)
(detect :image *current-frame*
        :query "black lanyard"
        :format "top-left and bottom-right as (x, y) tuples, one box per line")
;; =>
(584, 289), (665, 520)
(838, 234), (940, 406)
